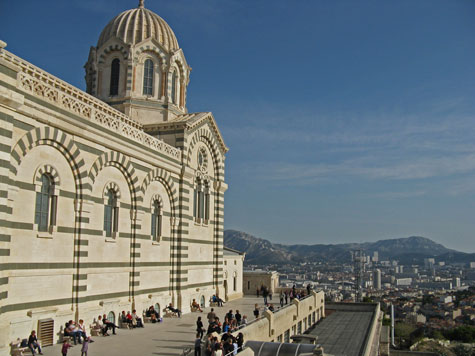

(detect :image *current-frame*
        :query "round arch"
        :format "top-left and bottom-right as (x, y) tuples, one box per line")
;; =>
(88, 151), (139, 209)
(10, 126), (85, 199)
(139, 167), (178, 218)
(187, 130), (223, 180)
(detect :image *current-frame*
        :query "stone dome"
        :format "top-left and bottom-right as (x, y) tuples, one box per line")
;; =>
(97, 0), (179, 52)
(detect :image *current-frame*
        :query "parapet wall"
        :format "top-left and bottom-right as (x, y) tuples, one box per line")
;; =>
(234, 291), (325, 343)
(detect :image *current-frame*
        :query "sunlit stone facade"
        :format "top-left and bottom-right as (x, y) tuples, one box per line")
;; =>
(0, 2), (232, 353)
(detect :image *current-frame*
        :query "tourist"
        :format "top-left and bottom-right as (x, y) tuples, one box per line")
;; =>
(235, 310), (242, 325)
(81, 336), (90, 356)
(196, 316), (205, 339)
(194, 333), (202, 356)
(121, 311), (132, 328)
(241, 315), (248, 325)
(262, 286), (269, 305)
(253, 304), (259, 319)
(61, 339), (72, 356)
(237, 333), (244, 353)
(66, 321), (82, 345)
(132, 309), (144, 327)
(280, 292), (284, 307)
(222, 318), (230, 333)
(225, 309), (234, 322)
(147, 306), (160, 323)
(95, 315), (109, 336)
(28, 330), (43, 355)
(213, 295), (224, 307)
(213, 342), (223, 356)
(167, 303), (182, 317)
(285, 290), (288, 304)
(192, 298), (203, 312)
(77, 319), (91, 341)
(207, 308), (216, 324)
(223, 338), (234, 355)
(256, 287), (260, 297)
(102, 314), (118, 335)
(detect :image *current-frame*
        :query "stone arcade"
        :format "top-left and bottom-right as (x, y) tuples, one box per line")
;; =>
(0, 1), (243, 353)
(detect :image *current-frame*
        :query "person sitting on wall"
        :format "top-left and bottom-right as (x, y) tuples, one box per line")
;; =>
(167, 303), (182, 317)
(28, 330), (43, 355)
(192, 298), (203, 312)
(66, 321), (82, 345)
(94, 316), (109, 336)
(132, 310), (144, 327)
(121, 311), (132, 328)
(147, 306), (160, 321)
(102, 314), (119, 335)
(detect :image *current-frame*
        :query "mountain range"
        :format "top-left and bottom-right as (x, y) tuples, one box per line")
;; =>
(224, 229), (475, 266)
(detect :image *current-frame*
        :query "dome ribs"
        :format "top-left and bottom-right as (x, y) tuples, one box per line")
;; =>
(96, 6), (179, 52)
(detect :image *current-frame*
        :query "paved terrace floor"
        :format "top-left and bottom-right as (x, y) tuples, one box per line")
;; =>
(307, 309), (374, 356)
(40, 296), (270, 356)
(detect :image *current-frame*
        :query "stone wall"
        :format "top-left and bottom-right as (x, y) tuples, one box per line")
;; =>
(233, 291), (325, 343)
(0, 47), (231, 356)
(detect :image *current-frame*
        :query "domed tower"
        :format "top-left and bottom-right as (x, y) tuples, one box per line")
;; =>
(84, 0), (190, 125)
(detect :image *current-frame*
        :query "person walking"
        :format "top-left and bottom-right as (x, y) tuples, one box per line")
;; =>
(280, 292), (284, 307)
(81, 337), (90, 356)
(196, 316), (204, 339)
(61, 339), (72, 356)
(207, 308), (216, 324)
(194, 333), (202, 356)
(253, 304), (259, 319)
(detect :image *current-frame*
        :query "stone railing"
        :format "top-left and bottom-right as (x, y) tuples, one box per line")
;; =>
(231, 291), (325, 343)
(0, 49), (182, 161)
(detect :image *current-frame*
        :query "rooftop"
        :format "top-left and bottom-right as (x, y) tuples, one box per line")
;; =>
(306, 303), (379, 356)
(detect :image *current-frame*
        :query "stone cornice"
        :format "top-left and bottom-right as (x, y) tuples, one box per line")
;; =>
(0, 48), (182, 161)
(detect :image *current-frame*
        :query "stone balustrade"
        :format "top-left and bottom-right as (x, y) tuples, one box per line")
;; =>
(233, 291), (325, 343)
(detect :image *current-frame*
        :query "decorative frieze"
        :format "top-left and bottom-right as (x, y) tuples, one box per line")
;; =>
(1, 50), (181, 161)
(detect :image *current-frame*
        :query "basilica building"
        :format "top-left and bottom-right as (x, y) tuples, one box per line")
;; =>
(0, 1), (242, 352)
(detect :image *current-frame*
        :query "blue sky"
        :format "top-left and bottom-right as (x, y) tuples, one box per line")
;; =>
(2, 0), (475, 252)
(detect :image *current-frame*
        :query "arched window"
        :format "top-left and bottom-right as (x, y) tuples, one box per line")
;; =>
(151, 199), (162, 241)
(143, 59), (154, 96)
(193, 180), (210, 223)
(104, 188), (118, 238)
(171, 70), (177, 104)
(110, 58), (120, 96)
(35, 174), (57, 232)
(107, 311), (115, 324)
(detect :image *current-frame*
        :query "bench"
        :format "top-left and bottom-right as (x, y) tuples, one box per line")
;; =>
(89, 324), (103, 337)
(209, 299), (218, 307)
(119, 318), (132, 330)
(10, 340), (28, 356)
(142, 312), (152, 324)
(163, 307), (178, 318)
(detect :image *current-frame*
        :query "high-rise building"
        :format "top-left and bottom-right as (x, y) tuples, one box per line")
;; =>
(373, 269), (382, 290)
